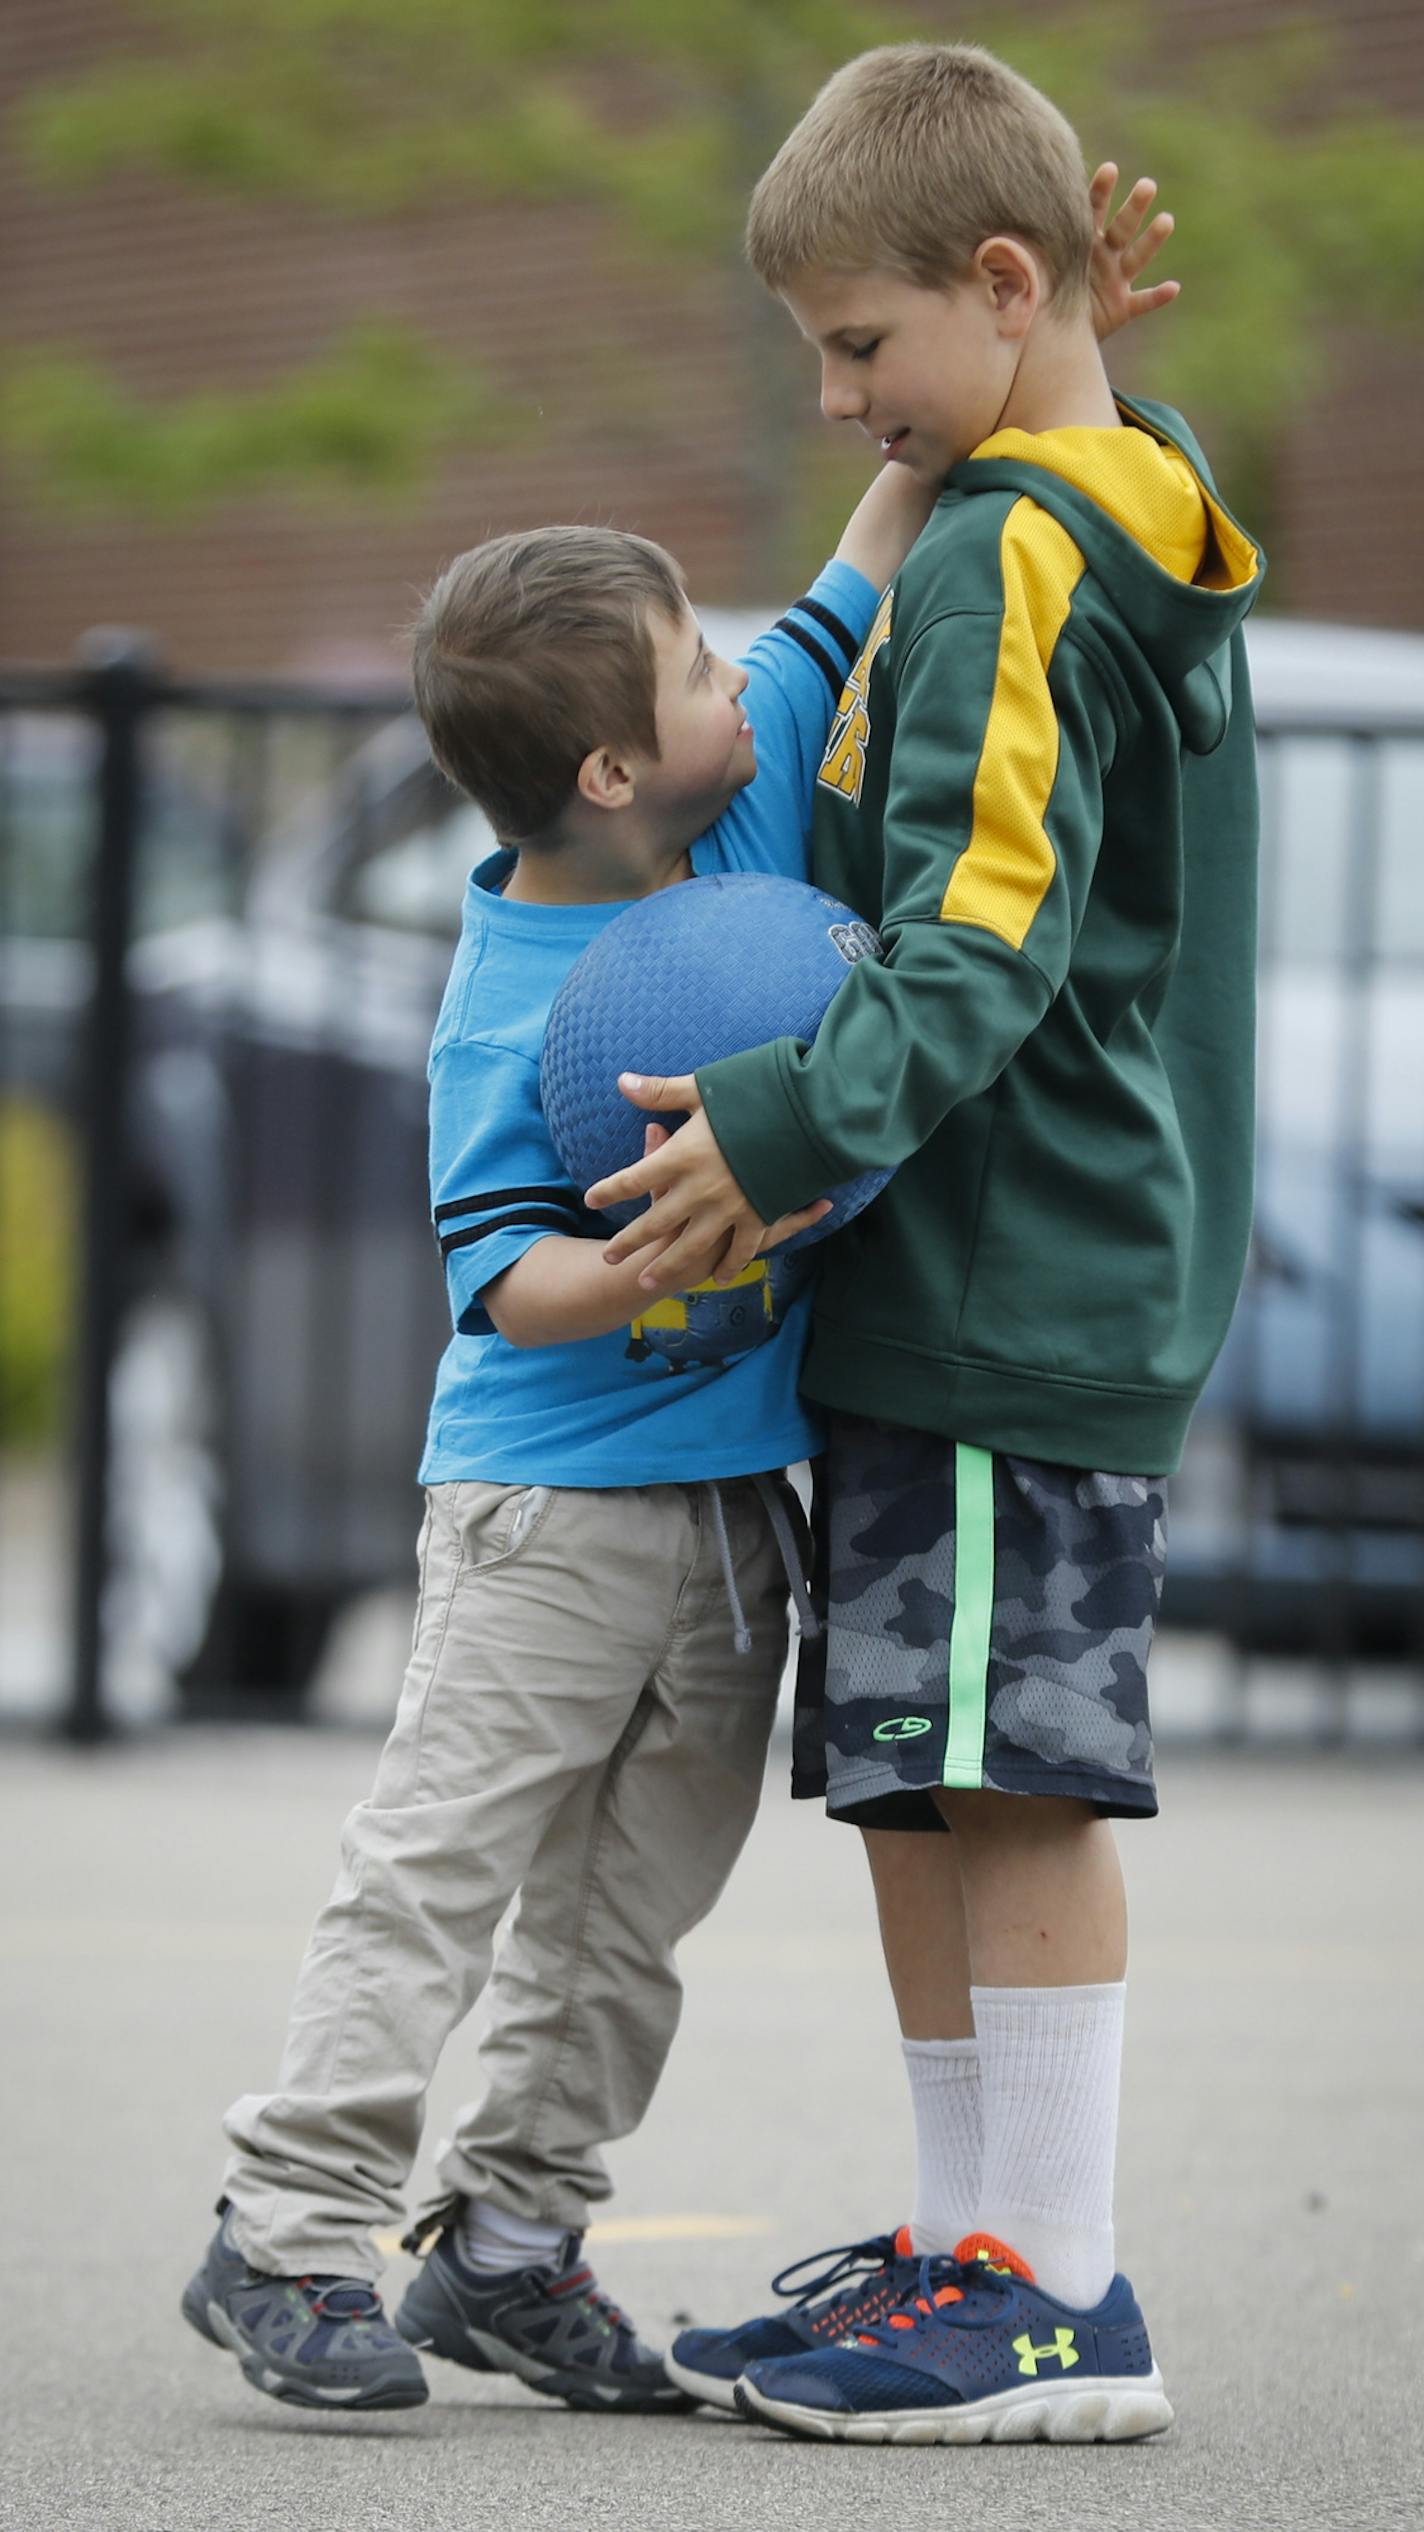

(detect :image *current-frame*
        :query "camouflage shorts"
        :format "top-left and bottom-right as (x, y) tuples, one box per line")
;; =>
(793, 1415), (1166, 1827)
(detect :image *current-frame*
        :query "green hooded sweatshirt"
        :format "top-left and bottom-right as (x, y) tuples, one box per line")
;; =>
(698, 396), (1264, 1475)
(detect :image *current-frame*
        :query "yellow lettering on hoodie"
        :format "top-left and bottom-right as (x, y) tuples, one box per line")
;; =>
(819, 587), (894, 805)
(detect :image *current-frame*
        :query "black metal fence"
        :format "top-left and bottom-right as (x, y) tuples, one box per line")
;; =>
(2, 629), (1422, 1741)
(1, 636), (463, 1736)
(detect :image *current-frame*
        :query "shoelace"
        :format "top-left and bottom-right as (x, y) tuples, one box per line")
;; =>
(554, 2258), (634, 2339)
(769, 2233), (899, 2315)
(585, 2280), (634, 2337)
(854, 2253), (1014, 2349)
(296, 2276), (385, 2323)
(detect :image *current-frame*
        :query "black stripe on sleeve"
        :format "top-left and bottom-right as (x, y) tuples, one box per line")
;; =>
(774, 616), (844, 701)
(792, 595), (859, 670)
(434, 1185), (574, 1227)
(439, 1204), (579, 1258)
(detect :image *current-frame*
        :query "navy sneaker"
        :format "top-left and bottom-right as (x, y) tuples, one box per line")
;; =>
(180, 2202), (428, 2410)
(734, 2232), (1173, 2445)
(665, 2227), (918, 2411)
(393, 2222), (692, 2413)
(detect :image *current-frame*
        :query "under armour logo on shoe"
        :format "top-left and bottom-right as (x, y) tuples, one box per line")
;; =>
(1013, 2328), (1079, 2376)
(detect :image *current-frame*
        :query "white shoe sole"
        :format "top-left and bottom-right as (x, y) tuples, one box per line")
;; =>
(663, 2353), (740, 2411)
(737, 2367), (1173, 2445)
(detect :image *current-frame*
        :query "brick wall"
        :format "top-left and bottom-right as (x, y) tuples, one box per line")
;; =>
(1, 0), (1421, 672)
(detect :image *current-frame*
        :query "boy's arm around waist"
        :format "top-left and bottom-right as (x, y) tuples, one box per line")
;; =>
(435, 1060), (716, 1347)
(484, 1224), (681, 1347)
(698, 591), (1120, 1218)
(484, 1134), (832, 1343)
(429, 1028), (607, 1340)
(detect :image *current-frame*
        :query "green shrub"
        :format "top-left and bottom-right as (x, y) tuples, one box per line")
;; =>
(0, 1099), (76, 1448)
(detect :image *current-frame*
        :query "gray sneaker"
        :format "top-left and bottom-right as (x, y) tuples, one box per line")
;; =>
(181, 2203), (428, 2410)
(394, 2224), (692, 2413)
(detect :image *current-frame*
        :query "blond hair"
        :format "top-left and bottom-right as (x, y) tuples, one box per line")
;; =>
(746, 43), (1092, 311)
(411, 526), (685, 842)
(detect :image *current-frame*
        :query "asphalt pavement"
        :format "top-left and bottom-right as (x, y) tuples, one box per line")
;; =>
(3, 1727), (1422, 2532)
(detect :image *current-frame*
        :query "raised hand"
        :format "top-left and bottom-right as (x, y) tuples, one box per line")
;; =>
(1087, 163), (1179, 341)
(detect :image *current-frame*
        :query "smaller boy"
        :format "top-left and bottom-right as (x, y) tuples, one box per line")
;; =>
(179, 464), (929, 2412)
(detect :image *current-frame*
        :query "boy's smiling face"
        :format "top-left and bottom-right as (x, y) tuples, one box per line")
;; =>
(781, 260), (1028, 483)
(505, 597), (756, 905)
(638, 599), (757, 832)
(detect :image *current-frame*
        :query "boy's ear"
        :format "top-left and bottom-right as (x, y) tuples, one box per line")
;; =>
(576, 746), (637, 813)
(974, 235), (1041, 337)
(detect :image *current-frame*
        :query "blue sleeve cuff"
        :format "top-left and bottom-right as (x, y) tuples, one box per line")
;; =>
(808, 556), (880, 630)
(444, 1220), (585, 1335)
(774, 562), (878, 699)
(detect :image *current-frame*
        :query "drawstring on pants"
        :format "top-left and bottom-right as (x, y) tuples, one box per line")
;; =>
(705, 1475), (821, 1658)
(750, 1474), (821, 1644)
(705, 1483), (753, 1655)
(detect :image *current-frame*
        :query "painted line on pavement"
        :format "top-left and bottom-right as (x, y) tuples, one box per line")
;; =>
(371, 2214), (774, 2256)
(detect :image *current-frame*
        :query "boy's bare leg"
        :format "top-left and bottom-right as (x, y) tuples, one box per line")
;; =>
(933, 1789), (1127, 2304)
(933, 1793), (1126, 1986)
(862, 1826), (982, 2251)
(862, 1827), (973, 2036)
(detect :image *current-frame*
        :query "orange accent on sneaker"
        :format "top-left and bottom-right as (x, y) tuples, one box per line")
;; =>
(932, 2284), (965, 2307)
(893, 2225), (915, 2258)
(952, 2232), (1036, 2282)
(888, 2313), (915, 2331)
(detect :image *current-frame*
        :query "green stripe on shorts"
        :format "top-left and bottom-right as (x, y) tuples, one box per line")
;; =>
(943, 1443), (995, 1789)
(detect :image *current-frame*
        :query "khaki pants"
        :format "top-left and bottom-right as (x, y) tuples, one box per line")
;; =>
(222, 1475), (789, 2278)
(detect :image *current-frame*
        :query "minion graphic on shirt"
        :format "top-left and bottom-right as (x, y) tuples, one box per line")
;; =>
(626, 1249), (810, 1374)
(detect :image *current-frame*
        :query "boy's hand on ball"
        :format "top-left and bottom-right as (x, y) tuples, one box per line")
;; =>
(589, 1074), (831, 1290)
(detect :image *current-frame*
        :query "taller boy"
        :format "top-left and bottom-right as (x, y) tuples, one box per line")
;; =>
(592, 44), (1263, 2443)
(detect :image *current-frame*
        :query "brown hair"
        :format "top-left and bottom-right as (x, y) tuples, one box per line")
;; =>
(411, 525), (686, 842)
(746, 43), (1092, 312)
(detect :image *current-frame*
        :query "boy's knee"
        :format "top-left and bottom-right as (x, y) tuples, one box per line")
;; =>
(932, 1788), (1100, 1845)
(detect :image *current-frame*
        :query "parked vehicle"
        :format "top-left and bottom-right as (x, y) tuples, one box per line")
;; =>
(1166, 623), (1424, 1646)
(2, 616), (1421, 1702)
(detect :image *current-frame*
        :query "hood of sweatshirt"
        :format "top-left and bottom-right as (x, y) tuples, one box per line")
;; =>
(948, 393), (1264, 755)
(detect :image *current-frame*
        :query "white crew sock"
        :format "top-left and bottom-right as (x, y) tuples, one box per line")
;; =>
(457, 2196), (569, 2275)
(902, 2038), (984, 2254)
(970, 1980), (1125, 2309)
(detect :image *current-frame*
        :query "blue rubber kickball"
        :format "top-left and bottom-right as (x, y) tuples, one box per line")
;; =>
(540, 871), (894, 1247)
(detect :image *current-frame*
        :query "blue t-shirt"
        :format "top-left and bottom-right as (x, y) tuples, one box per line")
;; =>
(419, 559), (877, 1487)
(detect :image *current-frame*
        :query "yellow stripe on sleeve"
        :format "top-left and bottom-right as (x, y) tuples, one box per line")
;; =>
(940, 500), (1085, 951)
